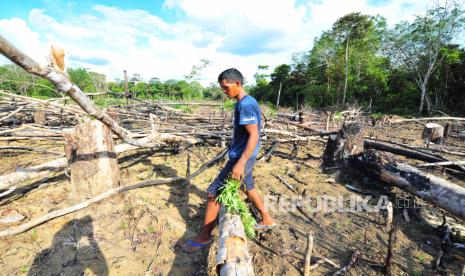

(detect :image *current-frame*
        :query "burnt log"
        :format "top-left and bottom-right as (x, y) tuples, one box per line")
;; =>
(364, 140), (465, 173)
(324, 124), (465, 220)
(323, 122), (364, 166)
(352, 150), (465, 220)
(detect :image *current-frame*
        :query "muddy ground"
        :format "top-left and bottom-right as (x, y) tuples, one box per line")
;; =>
(0, 115), (465, 275)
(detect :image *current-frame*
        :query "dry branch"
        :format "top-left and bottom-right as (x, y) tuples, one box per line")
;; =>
(417, 160), (465, 167)
(384, 224), (397, 276)
(0, 177), (182, 238)
(0, 104), (28, 122)
(273, 173), (296, 192)
(187, 148), (228, 180)
(0, 135), (199, 191)
(364, 140), (465, 172)
(0, 146), (62, 155)
(0, 36), (197, 148)
(303, 231), (314, 276)
(391, 117), (465, 123)
(333, 250), (360, 275)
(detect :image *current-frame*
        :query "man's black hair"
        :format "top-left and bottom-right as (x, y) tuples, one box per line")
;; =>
(218, 68), (244, 85)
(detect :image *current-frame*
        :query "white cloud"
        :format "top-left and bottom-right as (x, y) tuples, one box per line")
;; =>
(0, 0), (446, 87)
(0, 17), (48, 65)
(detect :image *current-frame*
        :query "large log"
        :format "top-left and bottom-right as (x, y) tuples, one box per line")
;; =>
(62, 120), (120, 200)
(352, 150), (465, 220)
(324, 124), (465, 220)
(216, 207), (255, 276)
(364, 140), (465, 173)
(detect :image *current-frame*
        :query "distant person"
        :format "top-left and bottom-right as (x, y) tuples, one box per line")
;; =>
(182, 68), (275, 252)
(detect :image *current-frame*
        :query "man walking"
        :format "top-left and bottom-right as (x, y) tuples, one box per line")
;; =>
(182, 68), (275, 252)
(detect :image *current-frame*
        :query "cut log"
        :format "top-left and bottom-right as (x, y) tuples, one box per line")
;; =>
(422, 123), (444, 144)
(216, 207), (254, 276)
(364, 140), (465, 173)
(391, 117), (465, 123)
(417, 160), (465, 168)
(62, 120), (120, 200)
(352, 150), (465, 220)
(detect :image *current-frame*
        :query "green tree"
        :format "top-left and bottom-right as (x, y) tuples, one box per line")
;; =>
(332, 12), (373, 103)
(67, 68), (96, 93)
(385, 0), (465, 114)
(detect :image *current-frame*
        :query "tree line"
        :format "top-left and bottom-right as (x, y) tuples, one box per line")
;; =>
(250, 1), (465, 116)
(0, 64), (224, 102)
(0, 1), (464, 116)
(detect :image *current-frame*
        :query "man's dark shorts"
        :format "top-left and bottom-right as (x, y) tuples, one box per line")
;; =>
(207, 157), (257, 197)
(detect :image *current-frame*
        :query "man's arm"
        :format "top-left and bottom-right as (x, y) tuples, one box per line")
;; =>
(231, 123), (259, 180)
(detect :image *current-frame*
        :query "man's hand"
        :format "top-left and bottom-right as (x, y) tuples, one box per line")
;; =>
(231, 160), (245, 180)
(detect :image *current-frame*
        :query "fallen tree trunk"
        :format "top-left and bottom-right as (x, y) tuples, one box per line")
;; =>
(325, 124), (465, 220)
(391, 117), (465, 123)
(364, 140), (465, 173)
(352, 150), (465, 220)
(0, 36), (194, 148)
(417, 160), (465, 168)
(215, 207), (255, 276)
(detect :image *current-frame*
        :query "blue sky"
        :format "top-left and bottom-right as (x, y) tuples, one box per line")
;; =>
(0, 0), (433, 84)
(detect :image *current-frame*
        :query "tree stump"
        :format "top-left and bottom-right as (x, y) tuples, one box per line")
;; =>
(422, 123), (444, 144)
(298, 112), (306, 124)
(323, 122), (364, 167)
(33, 110), (46, 125)
(62, 120), (120, 201)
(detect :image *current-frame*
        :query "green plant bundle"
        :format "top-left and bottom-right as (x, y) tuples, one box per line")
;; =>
(216, 178), (256, 238)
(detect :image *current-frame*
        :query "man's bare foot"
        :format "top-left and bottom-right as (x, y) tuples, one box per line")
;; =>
(255, 215), (276, 229)
(260, 214), (275, 226)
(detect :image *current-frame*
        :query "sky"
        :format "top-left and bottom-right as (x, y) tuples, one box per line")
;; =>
(0, 0), (437, 85)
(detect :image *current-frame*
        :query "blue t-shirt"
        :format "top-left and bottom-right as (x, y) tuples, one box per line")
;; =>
(228, 95), (261, 159)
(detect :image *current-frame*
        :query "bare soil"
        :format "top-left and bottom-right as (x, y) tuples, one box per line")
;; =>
(0, 120), (464, 276)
